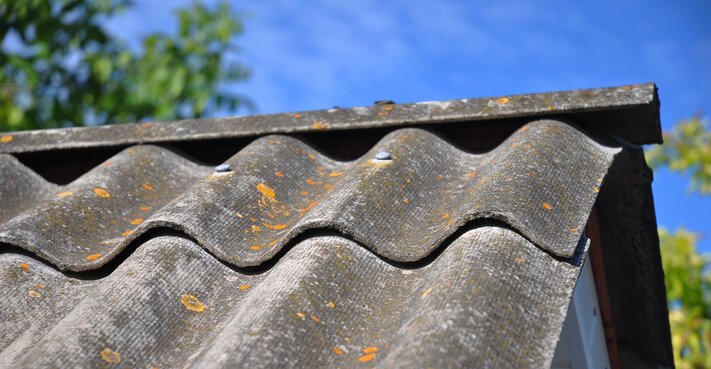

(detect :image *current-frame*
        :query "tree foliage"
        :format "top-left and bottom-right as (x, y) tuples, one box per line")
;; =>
(647, 116), (711, 368)
(0, 0), (251, 131)
(647, 116), (711, 193)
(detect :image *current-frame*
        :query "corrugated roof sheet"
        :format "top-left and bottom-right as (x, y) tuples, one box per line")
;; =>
(0, 120), (616, 273)
(0, 85), (672, 368)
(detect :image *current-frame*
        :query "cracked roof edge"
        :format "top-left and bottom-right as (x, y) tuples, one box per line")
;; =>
(0, 83), (660, 154)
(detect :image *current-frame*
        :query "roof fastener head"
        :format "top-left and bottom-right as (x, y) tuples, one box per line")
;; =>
(374, 100), (395, 105)
(374, 151), (392, 161)
(215, 164), (232, 173)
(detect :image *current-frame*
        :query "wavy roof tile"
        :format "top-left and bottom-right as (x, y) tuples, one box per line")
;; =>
(0, 84), (672, 368)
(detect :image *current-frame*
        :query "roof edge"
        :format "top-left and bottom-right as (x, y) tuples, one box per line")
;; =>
(0, 83), (661, 154)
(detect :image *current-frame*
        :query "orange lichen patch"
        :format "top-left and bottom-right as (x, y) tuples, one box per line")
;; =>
(94, 188), (110, 198)
(292, 113), (302, 119)
(596, 178), (603, 184)
(622, 85), (633, 90)
(332, 346), (344, 355)
(251, 225), (261, 233)
(85, 253), (102, 261)
(299, 201), (318, 214)
(465, 171), (477, 178)
(57, 191), (73, 198)
(142, 183), (154, 191)
(308, 153), (316, 160)
(359, 353), (377, 363)
(235, 212), (243, 219)
(35, 283), (43, 289)
(100, 348), (122, 364)
(121, 230), (133, 237)
(19, 263), (29, 270)
(542, 202), (553, 210)
(0, 135), (13, 143)
(441, 212), (449, 219)
(420, 287), (433, 300)
(569, 228), (578, 233)
(402, 198), (410, 204)
(239, 284), (251, 291)
(275, 171), (285, 177)
(362, 346), (378, 354)
(256, 183), (277, 200)
(268, 239), (279, 247)
(28, 290), (42, 298)
(140, 206), (151, 211)
(102, 161), (112, 167)
(130, 218), (143, 225)
(284, 210), (291, 216)
(496, 97), (510, 104)
(515, 257), (527, 264)
(323, 183), (334, 191)
(305, 178), (317, 185)
(312, 120), (329, 130)
(180, 294), (205, 312)
(329, 171), (343, 177)
(263, 223), (288, 230)
(249, 217), (257, 222)
(295, 312), (306, 319)
(250, 245), (263, 251)
(327, 301), (335, 308)
(310, 315), (321, 323)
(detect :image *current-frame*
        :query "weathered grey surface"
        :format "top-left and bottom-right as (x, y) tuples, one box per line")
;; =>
(0, 120), (617, 271)
(0, 154), (57, 223)
(0, 83), (660, 154)
(2, 227), (584, 369)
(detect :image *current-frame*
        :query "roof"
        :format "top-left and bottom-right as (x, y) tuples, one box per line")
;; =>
(0, 83), (672, 368)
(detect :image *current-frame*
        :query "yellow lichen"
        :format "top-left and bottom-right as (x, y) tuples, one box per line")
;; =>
(420, 287), (433, 300)
(100, 348), (121, 364)
(57, 191), (73, 198)
(0, 135), (13, 143)
(263, 223), (287, 230)
(27, 290), (41, 298)
(256, 183), (276, 200)
(362, 346), (378, 354)
(180, 294), (205, 312)
(94, 188), (110, 198)
(239, 284), (251, 291)
(359, 353), (376, 363)
(130, 218), (143, 225)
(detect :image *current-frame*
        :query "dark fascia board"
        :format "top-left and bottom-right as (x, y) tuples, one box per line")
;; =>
(0, 83), (660, 154)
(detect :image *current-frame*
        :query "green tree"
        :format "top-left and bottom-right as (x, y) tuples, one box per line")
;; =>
(647, 116), (711, 369)
(0, 0), (252, 131)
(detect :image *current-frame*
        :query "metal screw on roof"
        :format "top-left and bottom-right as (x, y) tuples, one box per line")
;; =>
(215, 164), (232, 173)
(374, 100), (395, 105)
(374, 151), (392, 161)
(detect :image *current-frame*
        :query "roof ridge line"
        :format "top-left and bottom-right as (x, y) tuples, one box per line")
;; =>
(0, 83), (660, 154)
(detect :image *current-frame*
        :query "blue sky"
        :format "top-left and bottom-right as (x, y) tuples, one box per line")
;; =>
(106, 0), (711, 251)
